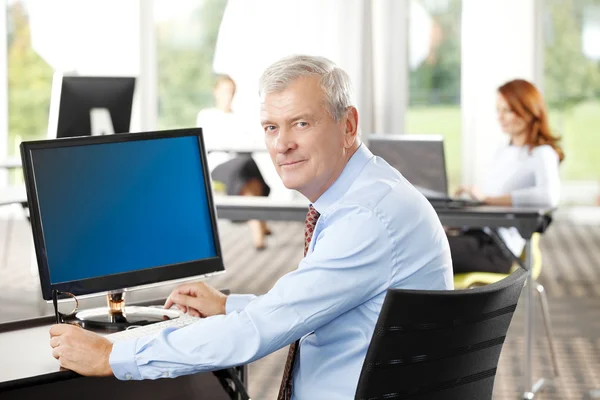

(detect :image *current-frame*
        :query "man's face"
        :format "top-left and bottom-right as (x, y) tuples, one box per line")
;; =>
(260, 76), (356, 201)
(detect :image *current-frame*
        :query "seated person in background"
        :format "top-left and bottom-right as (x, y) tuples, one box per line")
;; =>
(49, 55), (453, 399)
(197, 74), (272, 250)
(449, 79), (564, 274)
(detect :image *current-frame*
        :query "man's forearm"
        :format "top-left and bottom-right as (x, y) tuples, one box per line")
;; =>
(225, 294), (257, 314)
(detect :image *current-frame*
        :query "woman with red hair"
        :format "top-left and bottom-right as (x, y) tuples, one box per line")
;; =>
(449, 79), (564, 274)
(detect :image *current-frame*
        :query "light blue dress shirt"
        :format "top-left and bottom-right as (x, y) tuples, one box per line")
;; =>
(110, 144), (453, 399)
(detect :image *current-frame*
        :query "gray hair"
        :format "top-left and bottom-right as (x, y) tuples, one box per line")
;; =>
(258, 55), (355, 122)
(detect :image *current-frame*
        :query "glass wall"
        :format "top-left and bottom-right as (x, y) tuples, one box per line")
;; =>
(407, 0), (462, 190)
(6, 0), (53, 155)
(154, 0), (228, 130)
(544, 0), (600, 184)
(5, 0), (142, 184)
(6, 0), (229, 152)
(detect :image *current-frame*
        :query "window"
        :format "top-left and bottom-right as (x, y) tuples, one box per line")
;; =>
(5, 0), (142, 183)
(154, 0), (228, 130)
(407, 0), (462, 191)
(6, 0), (53, 177)
(544, 0), (600, 184)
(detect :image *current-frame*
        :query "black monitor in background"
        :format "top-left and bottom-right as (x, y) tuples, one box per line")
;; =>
(20, 128), (224, 329)
(47, 73), (136, 139)
(368, 134), (449, 198)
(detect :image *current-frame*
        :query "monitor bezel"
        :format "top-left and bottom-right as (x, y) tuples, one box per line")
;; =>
(20, 128), (225, 301)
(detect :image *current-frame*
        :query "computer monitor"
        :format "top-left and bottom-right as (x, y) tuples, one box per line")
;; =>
(20, 128), (224, 329)
(47, 73), (136, 139)
(368, 134), (449, 199)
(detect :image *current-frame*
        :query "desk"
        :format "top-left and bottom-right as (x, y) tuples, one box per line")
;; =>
(207, 145), (267, 154)
(215, 195), (308, 221)
(0, 185), (27, 207)
(214, 195), (548, 235)
(214, 195), (553, 399)
(6, 191), (552, 398)
(0, 298), (247, 399)
(0, 250), (246, 399)
(1, 186), (28, 268)
(0, 157), (22, 170)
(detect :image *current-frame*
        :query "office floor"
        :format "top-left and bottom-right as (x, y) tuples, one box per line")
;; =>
(1, 209), (599, 399)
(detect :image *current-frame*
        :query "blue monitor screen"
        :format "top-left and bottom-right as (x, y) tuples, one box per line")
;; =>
(31, 136), (217, 284)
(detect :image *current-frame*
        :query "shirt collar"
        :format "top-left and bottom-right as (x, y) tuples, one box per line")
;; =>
(312, 143), (373, 215)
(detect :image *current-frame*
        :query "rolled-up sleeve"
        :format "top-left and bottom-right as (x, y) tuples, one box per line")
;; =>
(109, 205), (392, 380)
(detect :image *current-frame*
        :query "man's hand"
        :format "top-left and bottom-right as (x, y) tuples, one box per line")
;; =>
(49, 324), (113, 376)
(164, 282), (227, 318)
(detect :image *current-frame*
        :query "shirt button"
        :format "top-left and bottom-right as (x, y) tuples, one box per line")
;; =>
(162, 372), (169, 377)
(125, 374), (133, 380)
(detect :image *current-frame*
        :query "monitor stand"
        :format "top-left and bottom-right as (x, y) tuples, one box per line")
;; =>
(75, 291), (181, 331)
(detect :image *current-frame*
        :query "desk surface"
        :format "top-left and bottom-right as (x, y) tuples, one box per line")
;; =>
(0, 317), (78, 389)
(0, 304), (161, 383)
(0, 253), (197, 389)
(214, 194), (550, 215)
(214, 195), (553, 238)
(0, 295), (176, 391)
(0, 314), (234, 399)
(3, 188), (552, 237)
(0, 185), (27, 207)
(0, 157), (21, 169)
(207, 144), (267, 153)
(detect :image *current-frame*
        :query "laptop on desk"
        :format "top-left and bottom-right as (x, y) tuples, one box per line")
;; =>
(367, 135), (482, 209)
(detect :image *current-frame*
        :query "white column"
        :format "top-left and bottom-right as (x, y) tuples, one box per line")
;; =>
(138, 0), (157, 132)
(213, 0), (375, 134)
(371, 0), (409, 136)
(0, 5), (8, 187)
(72, 1), (143, 133)
(461, 0), (540, 186)
(336, 0), (374, 135)
(211, 0), (379, 199)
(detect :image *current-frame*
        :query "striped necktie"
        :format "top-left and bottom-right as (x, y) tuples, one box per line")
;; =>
(277, 205), (320, 400)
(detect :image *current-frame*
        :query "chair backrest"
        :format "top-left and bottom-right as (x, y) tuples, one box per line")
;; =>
(355, 268), (528, 400)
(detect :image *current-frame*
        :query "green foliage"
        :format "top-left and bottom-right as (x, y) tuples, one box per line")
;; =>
(544, 0), (600, 111)
(409, 0), (600, 111)
(6, 2), (53, 154)
(156, 0), (228, 130)
(409, 0), (462, 106)
(408, 1), (463, 190)
(548, 100), (600, 180)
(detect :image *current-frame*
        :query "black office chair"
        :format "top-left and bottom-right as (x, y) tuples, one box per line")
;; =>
(355, 267), (527, 400)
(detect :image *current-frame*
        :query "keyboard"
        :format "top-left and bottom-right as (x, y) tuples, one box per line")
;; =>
(428, 197), (483, 209)
(105, 313), (200, 343)
(445, 198), (483, 209)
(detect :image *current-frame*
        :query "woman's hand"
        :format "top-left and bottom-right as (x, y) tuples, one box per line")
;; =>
(455, 185), (486, 202)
